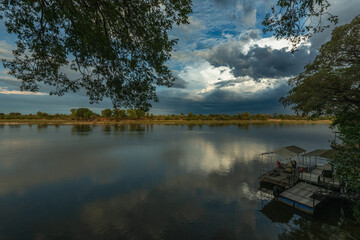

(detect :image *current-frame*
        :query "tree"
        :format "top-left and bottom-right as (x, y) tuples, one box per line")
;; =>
(331, 112), (360, 221)
(280, 15), (360, 221)
(186, 112), (195, 120)
(280, 15), (360, 116)
(36, 111), (49, 118)
(263, 0), (338, 50)
(8, 112), (21, 118)
(112, 109), (126, 119)
(0, 0), (192, 111)
(135, 109), (145, 119)
(126, 109), (137, 119)
(237, 112), (250, 120)
(101, 109), (113, 118)
(71, 108), (94, 119)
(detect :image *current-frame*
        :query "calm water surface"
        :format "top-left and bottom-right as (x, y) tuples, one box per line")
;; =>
(0, 124), (359, 239)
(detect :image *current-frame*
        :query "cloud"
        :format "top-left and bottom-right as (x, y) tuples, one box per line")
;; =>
(156, 56), (293, 115)
(0, 74), (21, 89)
(308, 0), (360, 51)
(0, 86), (47, 95)
(0, 40), (14, 60)
(205, 38), (314, 79)
(172, 77), (188, 89)
(155, 65), (291, 114)
(194, 77), (290, 103)
(171, 71), (188, 89)
(212, 0), (258, 27)
(0, 90), (113, 114)
(0, 136), (125, 195)
(1, 0), (359, 115)
(213, 77), (249, 89)
(177, 16), (206, 39)
(153, 88), (291, 115)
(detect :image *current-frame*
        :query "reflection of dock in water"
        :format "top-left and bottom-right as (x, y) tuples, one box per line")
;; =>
(260, 199), (294, 223)
(259, 146), (349, 215)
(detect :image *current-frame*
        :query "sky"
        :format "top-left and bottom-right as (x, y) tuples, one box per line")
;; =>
(0, 0), (359, 115)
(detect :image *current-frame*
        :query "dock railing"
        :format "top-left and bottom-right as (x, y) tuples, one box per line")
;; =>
(300, 171), (317, 185)
(313, 186), (331, 202)
(307, 165), (317, 173)
(300, 171), (340, 190)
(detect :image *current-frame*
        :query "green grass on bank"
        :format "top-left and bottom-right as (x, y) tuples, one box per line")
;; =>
(0, 119), (332, 125)
(0, 109), (333, 124)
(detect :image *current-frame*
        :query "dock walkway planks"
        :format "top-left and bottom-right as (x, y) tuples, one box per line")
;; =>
(278, 182), (326, 214)
(259, 168), (298, 189)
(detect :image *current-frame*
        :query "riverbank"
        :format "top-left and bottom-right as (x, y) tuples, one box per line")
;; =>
(0, 119), (332, 125)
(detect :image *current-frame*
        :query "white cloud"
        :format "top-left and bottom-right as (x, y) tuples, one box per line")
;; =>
(164, 59), (289, 102)
(179, 61), (235, 89)
(243, 37), (295, 53)
(0, 87), (47, 96)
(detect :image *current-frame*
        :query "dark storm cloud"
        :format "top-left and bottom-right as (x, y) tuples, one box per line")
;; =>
(205, 0), (360, 82)
(308, 0), (360, 51)
(207, 44), (315, 80)
(0, 76), (20, 88)
(171, 71), (188, 89)
(155, 82), (292, 115)
(0, 92), (112, 114)
(204, 81), (290, 103)
(236, 29), (261, 42)
(213, 78), (248, 89)
(154, 95), (289, 115)
(172, 76), (188, 89)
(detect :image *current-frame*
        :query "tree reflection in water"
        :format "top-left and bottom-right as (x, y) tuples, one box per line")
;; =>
(261, 199), (360, 239)
(71, 125), (93, 136)
(0, 124), (358, 239)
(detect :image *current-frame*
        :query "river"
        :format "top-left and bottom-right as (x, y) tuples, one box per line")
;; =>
(0, 123), (358, 239)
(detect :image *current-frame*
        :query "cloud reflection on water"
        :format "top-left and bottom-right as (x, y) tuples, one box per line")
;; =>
(0, 124), (356, 239)
(0, 124), (267, 196)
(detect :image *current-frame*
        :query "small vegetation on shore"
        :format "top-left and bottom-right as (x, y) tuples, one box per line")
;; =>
(0, 108), (332, 123)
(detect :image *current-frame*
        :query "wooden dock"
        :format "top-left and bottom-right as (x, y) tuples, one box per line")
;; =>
(260, 168), (298, 189)
(278, 182), (327, 215)
(258, 148), (349, 216)
(299, 165), (341, 190)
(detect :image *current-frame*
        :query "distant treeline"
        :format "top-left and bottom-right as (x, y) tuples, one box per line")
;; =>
(0, 108), (332, 121)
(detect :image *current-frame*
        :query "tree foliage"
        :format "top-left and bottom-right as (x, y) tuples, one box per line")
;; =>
(70, 108), (95, 119)
(0, 0), (192, 111)
(332, 112), (360, 190)
(280, 15), (360, 220)
(281, 14), (360, 115)
(101, 109), (113, 118)
(332, 112), (360, 222)
(262, 0), (338, 50)
(112, 109), (126, 119)
(126, 109), (137, 119)
(0, 110), (328, 121)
